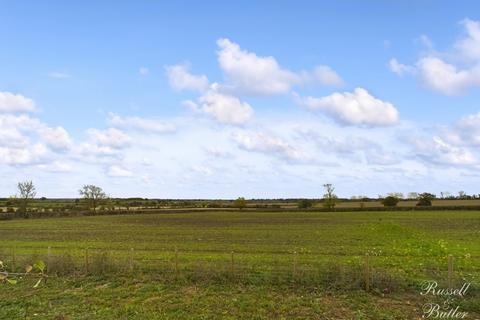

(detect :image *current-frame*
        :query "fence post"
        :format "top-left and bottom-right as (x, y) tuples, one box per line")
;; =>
(11, 247), (16, 272)
(84, 248), (89, 274)
(231, 251), (235, 277)
(364, 255), (370, 292)
(129, 248), (134, 272)
(293, 251), (297, 280)
(174, 246), (178, 278)
(47, 246), (52, 272)
(448, 255), (454, 289)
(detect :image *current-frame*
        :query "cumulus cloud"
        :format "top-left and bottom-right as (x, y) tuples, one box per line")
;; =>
(39, 126), (72, 151)
(388, 58), (416, 76)
(107, 113), (176, 134)
(217, 38), (300, 95)
(390, 18), (480, 95)
(310, 65), (344, 86)
(0, 114), (73, 165)
(0, 143), (48, 165)
(198, 89), (253, 125)
(299, 88), (399, 126)
(87, 128), (131, 149)
(166, 64), (209, 92)
(0, 91), (36, 113)
(233, 131), (308, 162)
(412, 136), (477, 166)
(107, 165), (133, 177)
(216, 38), (343, 95)
(416, 57), (479, 95)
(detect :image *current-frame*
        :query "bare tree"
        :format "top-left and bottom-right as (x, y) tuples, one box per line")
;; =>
(79, 185), (107, 211)
(17, 181), (36, 218)
(323, 183), (337, 209)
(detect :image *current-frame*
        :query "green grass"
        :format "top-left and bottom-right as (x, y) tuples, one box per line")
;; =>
(1, 210), (479, 319)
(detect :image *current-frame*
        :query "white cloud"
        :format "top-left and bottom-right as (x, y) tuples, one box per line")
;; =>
(392, 18), (480, 95)
(87, 128), (131, 149)
(198, 89), (253, 125)
(0, 92), (36, 113)
(299, 88), (399, 126)
(412, 136), (477, 166)
(107, 165), (133, 177)
(0, 143), (48, 165)
(37, 161), (72, 172)
(39, 126), (72, 151)
(416, 57), (479, 95)
(0, 114), (73, 165)
(388, 58), (416, 76)
(166, 64), (209, 92)
(310, 65), (344, 86)
(233, 131), (308, 162)
(454, 18), (480, 61)
(76, 143), (121, 158)
(217, 38), (300, 95)
(139, 67), (149, 76)
(108, 113), (176, 134)
(191, 165), (214, 176)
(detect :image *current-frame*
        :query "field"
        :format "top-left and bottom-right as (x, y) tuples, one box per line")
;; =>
(0, 210), (479, 319)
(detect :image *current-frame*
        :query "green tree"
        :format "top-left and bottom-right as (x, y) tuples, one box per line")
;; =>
(381, 195), (399, 207)
(233, 197), (247, 210)
(17, 181), (36, 218)
(416, 192), (436, 206)
(297, 199), (314, 209)
(79, 185), (107, 211)
(323, 183), (337, 209)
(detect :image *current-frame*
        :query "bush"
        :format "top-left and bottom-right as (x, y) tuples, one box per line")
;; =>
(298, 199), (314, 209)
(381, 196), (399, 207)
(416, 192), (436, 206)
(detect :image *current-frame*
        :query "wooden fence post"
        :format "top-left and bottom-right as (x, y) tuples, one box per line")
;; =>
(11, 247), (16, 272)
(47, 246), (52, 271)
(364, 255), (370, 292)
(174, 246), (178, 278)
(84, 248), (89, 274)
(448, 255), (454, 289)
(293, 251), (297, 280)
(129, 248), (134, 272)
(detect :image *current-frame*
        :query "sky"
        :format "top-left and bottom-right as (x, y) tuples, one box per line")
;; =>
(2, 1), (480, 198)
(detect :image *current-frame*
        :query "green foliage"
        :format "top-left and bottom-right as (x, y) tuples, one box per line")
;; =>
(323, 183), (338, 209)
(233, 197), (247, 210)
(79, 185), (107, 211)
(381, 196), (400, 207)
(297, 199), (314, 209)
(416, 192), (436, 206)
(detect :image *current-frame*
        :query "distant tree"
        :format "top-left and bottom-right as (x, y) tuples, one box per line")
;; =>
(416, 193), (436, 206)
(458, 191), (467, 199)
(388, 192), (404, 199)
(79, 185), (107, 211)
(233, 197), (247, 210)
(323, 184), (337, 209)
(407, 192), (419, 200)
(17, 181), (36, 218)
(297, 199), (314, 209)
(381, 196), (400, 207)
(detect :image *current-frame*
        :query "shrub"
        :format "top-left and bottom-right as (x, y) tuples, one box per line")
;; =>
(381, 196), (400, 207)
(416, 192), (436, 206)
(298, 199), (314, 209)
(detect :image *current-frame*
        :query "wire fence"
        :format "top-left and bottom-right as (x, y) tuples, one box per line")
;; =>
(1, 247), (479, 293)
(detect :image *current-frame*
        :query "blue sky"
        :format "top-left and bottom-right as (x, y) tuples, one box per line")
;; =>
(2, 1), (480, 198)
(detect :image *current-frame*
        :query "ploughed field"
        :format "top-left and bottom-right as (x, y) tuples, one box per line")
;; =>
(0, 210), (479, 319)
